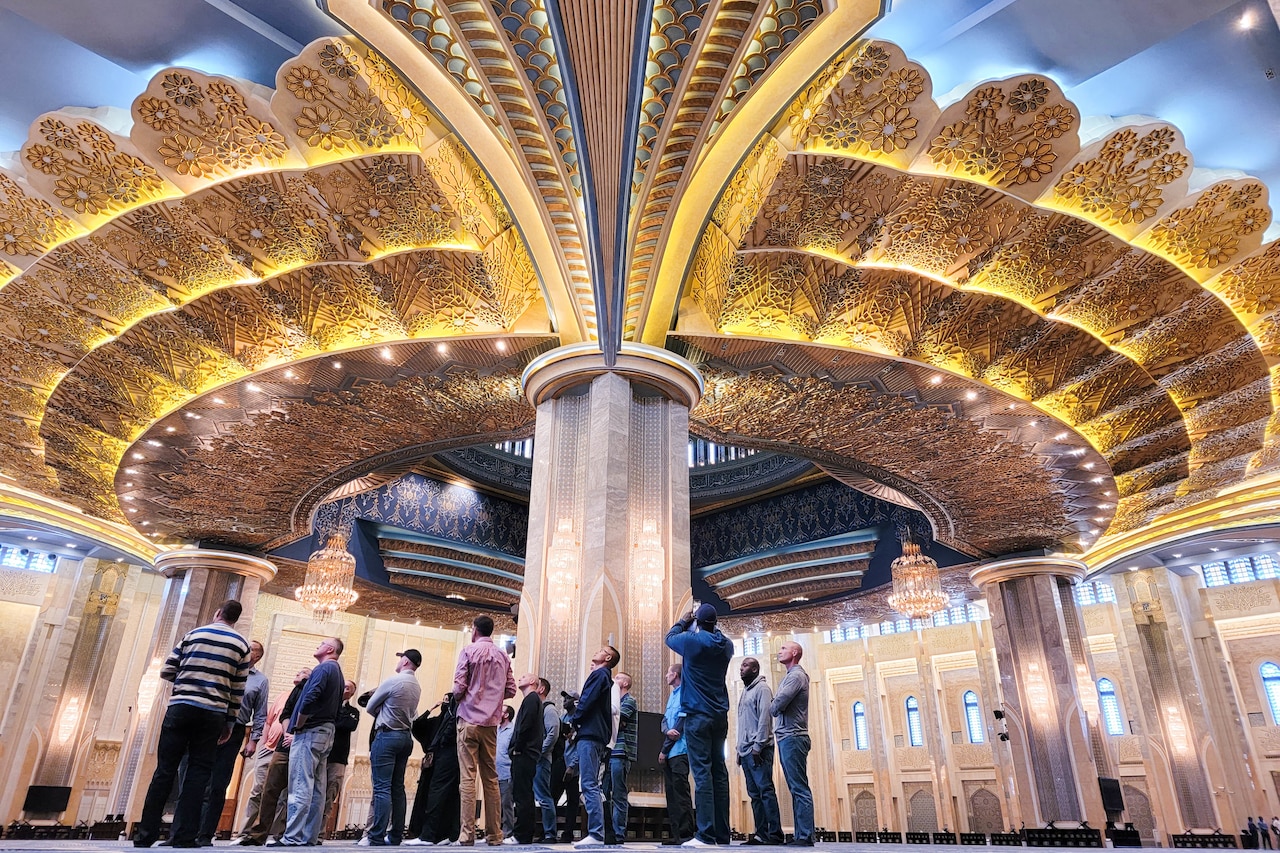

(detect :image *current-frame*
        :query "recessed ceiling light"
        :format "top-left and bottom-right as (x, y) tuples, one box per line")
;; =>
(139, 521), (149, 526)
(1055, 432), (1069, 441)
(495, 340), (507, 352)
(1007, 403), (1016, 410)
(123, 496), (134, 501)
(212, 397), (226, 404)
(381, 347), (393, 360)
(332, 361), (342, 369)
(1209, 547), (1220, 552)
(131, 453), (145, 460)
(1239, 9), (1257, 29)
(1093, 516), (1106, 523)
(115, 558), (124, 563)
(929, 375), (943, 385)
(964, 390), (977, 400)
(127, 508), (138, 513)
(146, 440), (162, 447)
(65, 543), (76, 548)
(1090, 476), (1105, 484)
(1083, 462), (1095, 470)
(1102, 490), (1113, 496)
(1127, 565), (1140, 572)
(246, 383), (261, 392)
(25, 536), (37, 541)
(1029, 420), (1038, 427)
(189, 414), (201, 420)
(284, 369), (295, 379)
(436, 343), (449, 354)
(165, 426), (176, 433)
(125, 468), (138, 474)
(1171, 553), (1182, 558)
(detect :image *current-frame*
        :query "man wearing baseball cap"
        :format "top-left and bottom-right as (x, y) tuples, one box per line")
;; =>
(665, 604), (733, 847)
(362, 650), (422, 845)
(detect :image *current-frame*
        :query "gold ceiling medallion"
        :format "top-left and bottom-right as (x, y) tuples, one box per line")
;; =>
(886, 540), (947, 619)
(296, 531), (360, 621)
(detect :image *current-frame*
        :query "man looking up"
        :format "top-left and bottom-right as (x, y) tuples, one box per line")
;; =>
(534, 678), (560, 843)
(566, 645), (621, 847)
(770, 642), (812, 847)
(136, 600), (251, 849)
(322, 680), (361, 837)
(510, 674), (544, 844)
(453, 615), (517, 846)
(280, 636), (345, 846)
(665, 604), (733, 847)
(365, 650), (422, 845)
(658, 664), (693, 846)
(496, 705), (516, 839)
(604, 673), (637, 843)
(736, 658), (782, 846)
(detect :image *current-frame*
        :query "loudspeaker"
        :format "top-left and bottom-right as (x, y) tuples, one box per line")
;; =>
(1098, 777), (1124, 813)
(23, 785), (71, 813)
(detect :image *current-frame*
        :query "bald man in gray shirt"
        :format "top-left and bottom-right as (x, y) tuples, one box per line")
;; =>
(771, 641), (812, 847)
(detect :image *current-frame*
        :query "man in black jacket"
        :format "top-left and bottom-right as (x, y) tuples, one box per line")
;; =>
(321, 680), (360, 836)
(510, 674), (543, 844)
(406, 696), (445, 841)
(404, 695), (460, 846)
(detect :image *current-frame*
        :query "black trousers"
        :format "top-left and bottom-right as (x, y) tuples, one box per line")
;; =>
(193, 723), (246, 841)
(415, 752), (460, 843)
(512, 753), (538, 843)
(663, 753), (695, 841)
(137, 704), (224, 846)
(560, 767), (581, 842)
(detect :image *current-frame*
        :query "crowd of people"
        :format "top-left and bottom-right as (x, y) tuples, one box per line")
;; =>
(132, 601), (816, 849)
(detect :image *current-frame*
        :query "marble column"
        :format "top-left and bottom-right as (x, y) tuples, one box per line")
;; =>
(119, 549), (276, 824)
(970, 557), (1105, 827)
(517, 344), (699, 712)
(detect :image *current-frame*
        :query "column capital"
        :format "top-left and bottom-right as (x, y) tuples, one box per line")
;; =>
(153, 548), (277, 584)
(969, 554), (1087, 589)
(521, 342), (703, 408)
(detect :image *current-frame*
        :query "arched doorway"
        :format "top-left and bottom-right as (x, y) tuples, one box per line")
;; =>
(969, 788), (1004, 835)
(1122, 784), (1157, 843)
(908, 790), (939, 833)
(853, 791), (878, 832)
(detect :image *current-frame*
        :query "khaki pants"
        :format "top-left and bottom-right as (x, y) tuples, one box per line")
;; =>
(457, 721), (502, 844)
(322, 761), (348, 834)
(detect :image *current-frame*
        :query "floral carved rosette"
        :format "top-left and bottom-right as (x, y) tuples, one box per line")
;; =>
(272, 38), (436, 162)
(1211, 241), (1280, 324)
(1047, 124), (1191, 240)
(20, 114), (175, 226)
(793, 41), (938, 170)
(0, 169), (80, 274)
(1139, 179), (1272, 282)
(918, 74), (1078, 200)
(129, 71), (300, 191)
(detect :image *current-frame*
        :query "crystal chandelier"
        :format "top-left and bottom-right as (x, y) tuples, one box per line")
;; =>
(887, 540), (948, 619)
(296, 532), (359, 621)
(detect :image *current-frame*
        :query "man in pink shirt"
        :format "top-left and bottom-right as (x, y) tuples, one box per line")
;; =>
(453, 614), (517, 845)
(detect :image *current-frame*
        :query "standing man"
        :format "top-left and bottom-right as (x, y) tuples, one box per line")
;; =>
(234, 668), (311, 846)
(510, 674), (544, 844)
(136, 600), (252, 849)
(736, 658), (782, 846)
(453, 615), (517, 846)
(365, 650), (422, 845)
(558, 692), (581, 844)
(566, 646), (621, 848)
(280, 637), (345, 847)
(496, 705), (516, 839)
(534, 679), (560, 843)
(771, 642), (812, 847)
(407, 697), (446, 841)
(405, 694), (461, 846)
(322, 680), (361, 837)
(665, 604), (733, 848)
(603, 673), (637, 843)
(189, 639), (268, 846)
(658, 664), (693, 846)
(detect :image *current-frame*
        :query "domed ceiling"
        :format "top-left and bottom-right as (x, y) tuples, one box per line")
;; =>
(0, 0), (1277, 621)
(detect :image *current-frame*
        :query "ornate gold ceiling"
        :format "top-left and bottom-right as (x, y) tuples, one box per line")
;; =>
(0, 0), (1276, 569)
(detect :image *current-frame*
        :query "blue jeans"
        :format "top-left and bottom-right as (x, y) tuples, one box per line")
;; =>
(602, 755), (631, 840)
(534, 754), (556, 839)
(740, 744), (783, 842)
(284, 723), (334, 844)
(577, 739), (610, 840)
(368, 729), (413, 844)
(684, 713), (730, 844)
(778, 735), (813, 842)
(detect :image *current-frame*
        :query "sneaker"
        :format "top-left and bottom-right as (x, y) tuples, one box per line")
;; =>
(573, 838), (605, 849)
(358, 839), (371, 848)
(404, 841), (434, 847)
(681, 840), (716, 848)
(501, 841), (519, 847)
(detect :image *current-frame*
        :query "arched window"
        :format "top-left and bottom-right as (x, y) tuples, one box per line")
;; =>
(963, 691), (984, 743)
(853, 701), (869, 750)
(1262, 662), (1280, 725)
(906, 696), (923, 746)
(1097, 678), (1124, 735)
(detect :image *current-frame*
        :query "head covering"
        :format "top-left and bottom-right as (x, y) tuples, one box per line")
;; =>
(397, 649), (423, 667)
(560, 689), (580, 701)
(694, 602), (719, 626)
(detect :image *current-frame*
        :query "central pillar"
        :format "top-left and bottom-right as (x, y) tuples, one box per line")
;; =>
(518, 344), (700, 711)
(970, 557), (1106, 828)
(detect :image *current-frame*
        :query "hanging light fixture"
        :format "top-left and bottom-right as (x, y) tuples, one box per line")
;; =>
(887, 540), (947, 619)
(296, 532), (359, 621)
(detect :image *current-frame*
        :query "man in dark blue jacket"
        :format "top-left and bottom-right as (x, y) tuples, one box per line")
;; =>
(665, 604), (733, 847)
(566, 645), (620, 847)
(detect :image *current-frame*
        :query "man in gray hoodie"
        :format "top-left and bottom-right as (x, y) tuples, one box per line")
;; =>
(735, 658), (783, 845)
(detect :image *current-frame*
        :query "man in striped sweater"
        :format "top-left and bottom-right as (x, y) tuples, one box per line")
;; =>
(135, 599), (252, 848)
